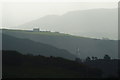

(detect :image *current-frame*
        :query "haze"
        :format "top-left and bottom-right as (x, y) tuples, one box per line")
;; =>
(1, 2), (118, 40)
(2, 2), (117, 27)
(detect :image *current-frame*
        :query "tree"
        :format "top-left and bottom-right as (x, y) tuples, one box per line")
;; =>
(94, 57), (98, 60)
(86, 57), (91, 62)
(92, 56), (95, 60)
(104, 54), (111, 60)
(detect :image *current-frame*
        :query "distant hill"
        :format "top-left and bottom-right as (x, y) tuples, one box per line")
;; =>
(2, 29), (118, 59)
(2, 50), (102, 78)
(19, 9), (118, 39)
(2, 33), (76, 60)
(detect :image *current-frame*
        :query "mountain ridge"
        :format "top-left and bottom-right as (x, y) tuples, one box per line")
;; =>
(18, 8), (118, 40)
(2, 29), (118, 59)
(2, 33), (76, 60)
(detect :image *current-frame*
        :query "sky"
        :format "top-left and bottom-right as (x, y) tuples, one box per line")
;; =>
(0, 0), (118, 28)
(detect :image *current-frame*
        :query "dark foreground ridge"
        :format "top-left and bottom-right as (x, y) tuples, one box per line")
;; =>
(2, 50), (102, 78)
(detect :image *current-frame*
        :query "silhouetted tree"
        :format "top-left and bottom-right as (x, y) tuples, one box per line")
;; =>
(94, 57), (98, 60)
(86, 57), (91, 62)
(92, 56), (95, 60)
(104, 54), (111, 60)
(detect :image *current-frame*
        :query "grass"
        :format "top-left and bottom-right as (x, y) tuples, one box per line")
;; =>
(2, 28), (97, 39)
(24, 31), (70, 36)
(2, 29), (74, 36)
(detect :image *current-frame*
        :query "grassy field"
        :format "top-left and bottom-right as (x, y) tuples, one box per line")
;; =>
(2, 29), (92, 39)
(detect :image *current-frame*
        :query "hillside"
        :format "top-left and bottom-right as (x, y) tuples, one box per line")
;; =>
(2, 33), (76, 60)
(2, 29), (118, 59)
(2, 50), (102, 78)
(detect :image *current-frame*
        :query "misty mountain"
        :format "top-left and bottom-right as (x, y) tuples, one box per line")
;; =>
(2, 34), (76, 60)
(2, 29), (118, 59)
(19, 8), (118, 39)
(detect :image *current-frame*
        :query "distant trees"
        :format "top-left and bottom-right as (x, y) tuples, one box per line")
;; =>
(85, 54), (111, 62)
(92, 56), (95, 60)
(85, 56), (99, 61)
(86, 57), (91, 62)
(94, 57), (98, 60)
(91, 56), (98, 60)
(104, 54), (111, 60)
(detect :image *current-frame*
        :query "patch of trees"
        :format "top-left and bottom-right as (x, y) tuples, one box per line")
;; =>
(85, 54), (111, 62)
(82, 55), (119, 78)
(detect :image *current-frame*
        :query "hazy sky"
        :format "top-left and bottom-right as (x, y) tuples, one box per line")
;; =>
(1, 1), (118, 28)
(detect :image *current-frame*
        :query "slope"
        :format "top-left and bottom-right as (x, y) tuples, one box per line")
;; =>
(2, 29), (118, 59)
(2, 33), (76, 60)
